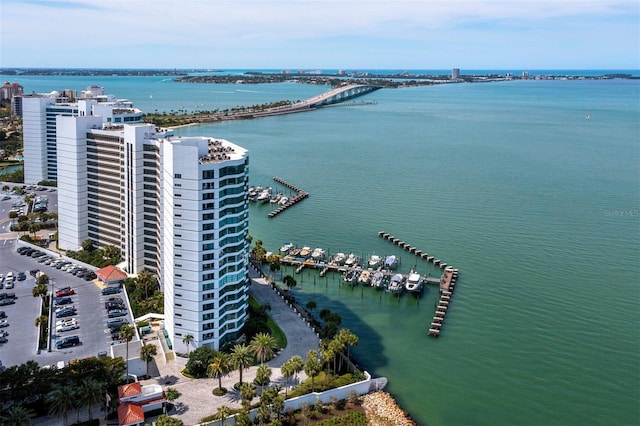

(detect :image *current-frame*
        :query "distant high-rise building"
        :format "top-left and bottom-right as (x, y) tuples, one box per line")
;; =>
(20, 87), (143, 183)
(451, 68), (461, 79)
(1, 81), (23, 100)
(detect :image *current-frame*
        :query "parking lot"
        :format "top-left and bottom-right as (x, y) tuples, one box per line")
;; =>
(0, 240), (137, 368)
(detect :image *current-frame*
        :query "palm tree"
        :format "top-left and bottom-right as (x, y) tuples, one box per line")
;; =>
(283, 275), (297, 291)
(249, 332), (277, 365)
(32, 284), (48, 301)
(337, 328), (359, 362)
(140, 343), (158, 377)
(304, 350), (321, 392)
(280, 360), (295, 398)
(289, 355), (304, 384)
(239, 382), (256, 410)
(182, 334), (194, 355)
(46, 385), (75, 426)
(230, 343), (253, 385)
(207, 354), (229, 391)
(215, 405), (231, 423)
(0, 404), (36, 425)
(79, 378), (105, 421)
(254, 364), (272, 387)
(135, 270), (157, 298)
(118, 324), (135, 380)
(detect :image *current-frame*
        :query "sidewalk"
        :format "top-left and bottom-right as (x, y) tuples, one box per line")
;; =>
(139, 267), (320, 425)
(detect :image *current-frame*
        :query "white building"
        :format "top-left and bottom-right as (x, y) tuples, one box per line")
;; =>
(451, 68), (460, 80)
(20, 87), (143, 184)
(55, 117), (250, 352)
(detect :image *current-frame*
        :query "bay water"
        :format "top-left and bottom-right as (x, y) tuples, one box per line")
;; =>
(12, 73), (640, 425)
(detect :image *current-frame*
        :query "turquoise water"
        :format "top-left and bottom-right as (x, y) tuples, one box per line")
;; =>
(12, 74), (640, 425)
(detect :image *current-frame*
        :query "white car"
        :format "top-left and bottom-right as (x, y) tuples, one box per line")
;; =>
(56, 318), (77, 327)
(0, 320), (8, 328)
(56, 322), (79, 332)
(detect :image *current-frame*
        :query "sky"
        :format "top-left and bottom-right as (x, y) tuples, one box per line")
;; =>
(0, 0), (638, 70)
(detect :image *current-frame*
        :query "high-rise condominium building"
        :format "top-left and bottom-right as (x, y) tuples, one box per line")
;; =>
(21, 87), (142, 184)
(55, 116), (250, 352)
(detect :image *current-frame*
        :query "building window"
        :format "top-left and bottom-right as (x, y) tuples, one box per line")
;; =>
(175, 173), (182, 178)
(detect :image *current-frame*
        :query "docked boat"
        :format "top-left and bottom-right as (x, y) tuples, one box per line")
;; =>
(381, 274), (391, 290)
(370, 271), (384, 288)
(387, 273), (405, 294)
(368, 254), (383, 269)
(279, 242), (294, 255)
(289, 247), (301, 257)
(344, 253), (359, 267)
(384, 255), (398, 270)
(343, 269), (358, 284)
(405, 270), (424, 294)
(311, 247), (326, 261)
(331, 252), (346, 265)
(357, 269), (371, 285)
(278, 196), (289, 206)
(256, 188), (271, 203)
(299, 246), (312, 259)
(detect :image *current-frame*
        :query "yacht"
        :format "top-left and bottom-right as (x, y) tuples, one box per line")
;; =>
(405, 270), (424, 294)
(387, 273), (405, 294)
(368, 254), (383, 269)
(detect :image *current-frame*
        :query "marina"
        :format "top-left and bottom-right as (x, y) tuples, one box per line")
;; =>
(248, 176), (309, 218)
(272, 233), (460, 338)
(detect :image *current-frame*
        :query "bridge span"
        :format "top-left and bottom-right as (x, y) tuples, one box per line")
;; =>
(249, 84), (381, 117)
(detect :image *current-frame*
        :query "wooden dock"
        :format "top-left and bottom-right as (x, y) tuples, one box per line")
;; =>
(377, 231), (460, 338)
(268, 177), (309, 218)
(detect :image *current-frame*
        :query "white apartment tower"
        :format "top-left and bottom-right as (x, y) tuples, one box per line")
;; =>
(21, 88), (143, 184)
(55, 117), (250, 352)
(162, 136), (250, 352)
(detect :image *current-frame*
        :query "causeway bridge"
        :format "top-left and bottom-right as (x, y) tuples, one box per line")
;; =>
(244, 84), (381, 118)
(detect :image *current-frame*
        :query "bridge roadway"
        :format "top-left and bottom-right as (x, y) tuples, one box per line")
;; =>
(246, 84), (381, 118)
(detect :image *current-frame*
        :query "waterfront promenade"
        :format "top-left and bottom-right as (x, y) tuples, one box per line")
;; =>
(135, 267), (320, 425)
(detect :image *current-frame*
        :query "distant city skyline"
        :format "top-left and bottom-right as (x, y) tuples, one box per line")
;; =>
(1, 0), (638, 70)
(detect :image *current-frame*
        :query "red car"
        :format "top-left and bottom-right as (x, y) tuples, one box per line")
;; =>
(55, 287), (75, 297)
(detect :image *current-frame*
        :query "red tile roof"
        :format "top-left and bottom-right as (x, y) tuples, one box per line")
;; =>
(118, 382), (142, 400)
(96, 265), (128, 282)
(118, 403), (144, 426)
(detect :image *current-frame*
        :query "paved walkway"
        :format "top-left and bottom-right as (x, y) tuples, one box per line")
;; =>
(139, 266), (320, 425)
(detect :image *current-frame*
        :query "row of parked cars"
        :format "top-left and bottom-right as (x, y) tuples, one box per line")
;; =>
(0, 271), (26, 290)
(17, 247), (97, 281)
(53, 285), (82, 349)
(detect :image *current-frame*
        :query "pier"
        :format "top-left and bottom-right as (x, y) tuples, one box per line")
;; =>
(377, 231), (460, 338)
(256, 177), (309, 218)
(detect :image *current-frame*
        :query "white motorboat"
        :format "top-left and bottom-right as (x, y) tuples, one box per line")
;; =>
(278, 196), (289, 205)
(344, 253), (359, 267)
(387, 273), (405, 294)
(279, 242), (294, 254)
(368, 254), (383, 269)
(370, 271), (384, 288)
(358, 269), (371, 285)
(405, 270), (424, 294)
(343, 269), (358, 284)
(331, 252), (346, 265)
(311, 248), (326, 261)
(384, 255), (398, 270)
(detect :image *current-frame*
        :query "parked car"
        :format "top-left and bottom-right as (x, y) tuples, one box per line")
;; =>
(30, 269), (39, 277)
(17, 272), (26, 281)
(4, 281), (14, 289)
(56, 318), (77, 327)
(0, 320), (9, 328)
(101, 286), (121, 295)
(0, 336), (7, 344)
(107, 318), (129, 328)
(55, 297), (73, 306)
(107, 310), (127, 318)
(105, 301), (125, 310)
(84, 272), (97, 281)
(0, 311), (6, 318)
(55, 287), (75, 297)
(5, 272), (13, 281)
(55, 335), (80, 349)
(56, 322), (79, 332)
(0, 298), (15, 306)
(56, 307), (77, 318)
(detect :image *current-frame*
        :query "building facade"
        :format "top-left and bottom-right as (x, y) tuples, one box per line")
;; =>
(55, 116), (250, 352)
(20, 88), (142, 184)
